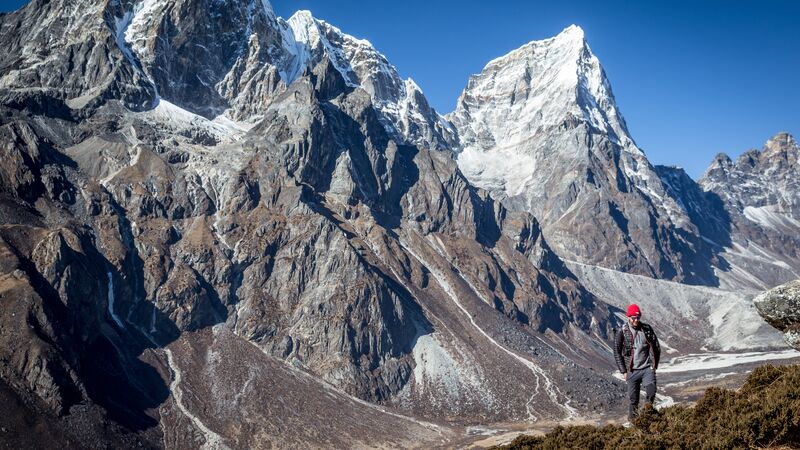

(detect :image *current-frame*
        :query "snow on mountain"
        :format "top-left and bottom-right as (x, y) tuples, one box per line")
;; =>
(700, 133), (799, 218)
(281, 10), (455, 150)
(743, 205), (800, 231)
(124, 0), (167, 59)
(448, 25), (700, 282)
(450, 25), (644, 195)
(103, 0), (453, 150)
(454, 25), (633, 152)
(0, 0), (156, 109)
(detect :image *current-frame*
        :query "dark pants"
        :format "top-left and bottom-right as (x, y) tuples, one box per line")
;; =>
(627, 368), (656, 420)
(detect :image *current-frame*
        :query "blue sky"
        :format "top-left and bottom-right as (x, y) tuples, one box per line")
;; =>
(2, 0), (797, 178)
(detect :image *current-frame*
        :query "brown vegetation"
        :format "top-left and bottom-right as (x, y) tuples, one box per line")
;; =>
(495, 364), (800, 450)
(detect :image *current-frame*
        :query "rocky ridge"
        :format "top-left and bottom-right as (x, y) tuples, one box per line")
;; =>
(698, 132), (800, 289)
(283, 10), (456, 151)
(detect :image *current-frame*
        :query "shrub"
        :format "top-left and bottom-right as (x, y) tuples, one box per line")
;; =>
(494, 364), (800, 450)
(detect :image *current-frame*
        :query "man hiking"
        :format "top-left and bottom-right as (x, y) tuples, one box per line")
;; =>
(614, 303), (661, 421)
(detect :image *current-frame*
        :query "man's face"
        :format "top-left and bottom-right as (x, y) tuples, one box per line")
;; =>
(628, 313), (641, 328)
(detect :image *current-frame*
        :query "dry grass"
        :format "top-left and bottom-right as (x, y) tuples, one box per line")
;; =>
(494, 364), (800, 450)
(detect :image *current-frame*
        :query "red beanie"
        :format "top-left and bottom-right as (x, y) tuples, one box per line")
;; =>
(627, 304), (641, 317)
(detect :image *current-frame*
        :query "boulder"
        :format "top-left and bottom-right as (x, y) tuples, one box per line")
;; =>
(754, 279), (800, 350)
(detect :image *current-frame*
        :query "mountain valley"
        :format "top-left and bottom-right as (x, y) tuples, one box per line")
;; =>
(0, 0), (798, 448)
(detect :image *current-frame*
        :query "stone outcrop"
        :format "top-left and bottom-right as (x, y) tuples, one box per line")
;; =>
(754, 279), (800, 350)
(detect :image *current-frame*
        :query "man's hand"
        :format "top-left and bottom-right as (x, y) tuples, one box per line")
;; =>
(624, 372), (628, 380)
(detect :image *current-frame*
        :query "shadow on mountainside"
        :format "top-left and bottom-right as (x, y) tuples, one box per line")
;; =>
(0, 122), (184, 436)
(680, 189), (734, 287)
(654, 165), (733, 287)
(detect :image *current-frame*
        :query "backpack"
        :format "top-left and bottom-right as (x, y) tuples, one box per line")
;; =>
(622, 324), (634, 357)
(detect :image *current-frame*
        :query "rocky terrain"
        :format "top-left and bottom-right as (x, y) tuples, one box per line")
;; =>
(698, 133), (800, 290)
(0, 0), (797, 448)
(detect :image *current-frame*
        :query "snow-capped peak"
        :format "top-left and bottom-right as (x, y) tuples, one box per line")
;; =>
(276, 9), (453, 150)
(449, 25), (693, 262)
(284, 11), (361, 87)
(553, 23), (586, 41)
(286, 9), (317, 35)
(453, 23), (635, 155)
(763, 132), (798, 158)
(483, 24), (585, 70)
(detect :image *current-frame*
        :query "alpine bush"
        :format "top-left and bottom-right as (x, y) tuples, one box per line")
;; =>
(495, 364), (800, 450)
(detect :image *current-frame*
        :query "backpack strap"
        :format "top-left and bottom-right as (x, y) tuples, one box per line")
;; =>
(623, 323), (635, 371)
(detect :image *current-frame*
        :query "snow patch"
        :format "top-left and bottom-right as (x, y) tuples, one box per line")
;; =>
(138, 98), (248, 141)
(457, 146), (537, 197)
(124, 0), (164, 58)
(654, 392), (675, 410)
(743, 205), (800, 230)
(658, 350), (799, 373)
(106, 272), (125, 329)
(114, 12), (137, 67)
(664, 371), (739, 388)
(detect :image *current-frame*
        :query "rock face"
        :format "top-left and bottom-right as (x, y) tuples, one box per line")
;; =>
(114, 0), (291, 119)
(0, 0), (156, 110)
(698, 132), (800, 290)
(754, 279), (800, 350)
(283, 11), (456, 151)
(0, 0), (627, 447)
(0, 0), (795, 446)
(448, 25), (712, 284)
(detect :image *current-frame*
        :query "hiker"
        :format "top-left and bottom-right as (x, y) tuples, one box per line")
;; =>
(614, 303), (661, 421)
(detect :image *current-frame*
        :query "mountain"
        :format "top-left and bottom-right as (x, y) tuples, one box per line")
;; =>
(0, 1), (632, 447)
(0, 0), (452, 147)
(0, 0), (794, 448)
(282, 10), (456, 151)
(447, 25), (715, 284)
(698, 132), (800, 289)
